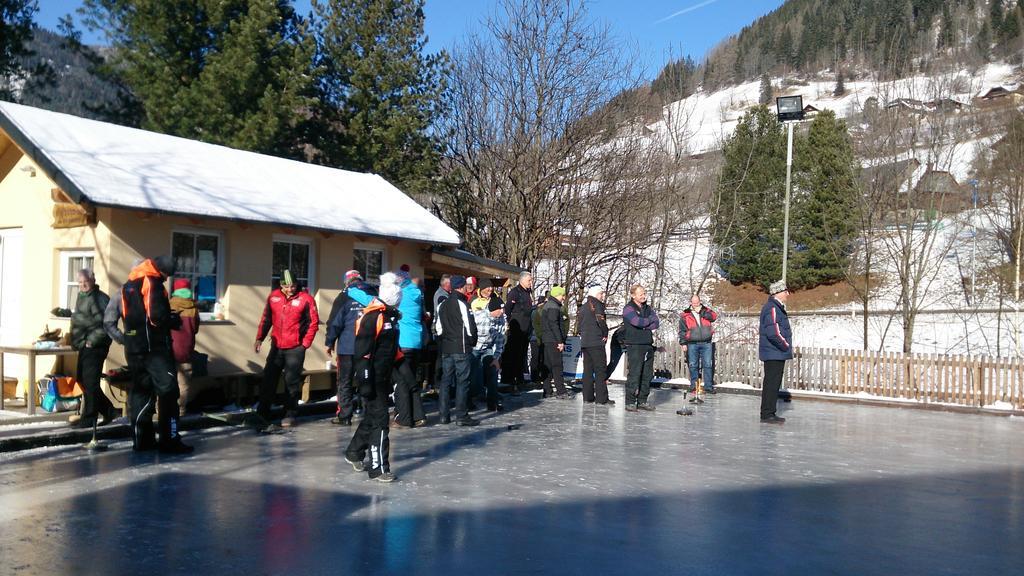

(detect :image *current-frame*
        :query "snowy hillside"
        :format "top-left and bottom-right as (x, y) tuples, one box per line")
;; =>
(644, 62), (1020, 158)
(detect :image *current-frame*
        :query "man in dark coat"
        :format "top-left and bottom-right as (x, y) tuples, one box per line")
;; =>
(759, 280), (793, 424)
(437, 276), (480, 426)
(69, 268), (115, 428)
(540, 285), (569, 399)
(326, 270), (375, 425)
(120, 256), (192, 453)
(578, 285), (613, 405)
(621, 284), (659, 412)
(503, 272), (534, 393)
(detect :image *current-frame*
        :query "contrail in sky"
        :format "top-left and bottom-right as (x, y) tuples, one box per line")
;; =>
(654, 0), (723, 25)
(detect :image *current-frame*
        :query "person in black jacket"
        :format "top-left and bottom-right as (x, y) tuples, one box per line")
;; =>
(621, 284), (660, 412)
(578, 285), (613, 405)
(344, 273), (403, 482)
(541, 285), (569, 399)
(120, 256), (192, 454)
(437, 276), (480, 426)
(502, 272), (534, 393)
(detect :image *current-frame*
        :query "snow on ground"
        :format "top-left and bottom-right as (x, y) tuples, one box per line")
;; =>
(642, 62), (1020, 157)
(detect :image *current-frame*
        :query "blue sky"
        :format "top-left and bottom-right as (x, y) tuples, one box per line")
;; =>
(36, 0), (786, 79)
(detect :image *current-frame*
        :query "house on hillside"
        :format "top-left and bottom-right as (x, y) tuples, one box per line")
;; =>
(802, 104), (821, 118)
(924, 98), (965, 113)
(914, 168), (970, 213)
(976, 86), (1024, 109)
(885, 98), (929, 114)
(0, 101), (520, 391)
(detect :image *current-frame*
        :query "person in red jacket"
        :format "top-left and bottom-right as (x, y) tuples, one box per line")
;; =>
(678, 294), (718, 394)
(254, 270), (319, 432)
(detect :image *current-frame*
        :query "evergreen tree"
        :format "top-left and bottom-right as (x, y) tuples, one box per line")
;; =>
(81, 0), (317, 159)
(0, 0), (38, 101)
(759, 73), (773, 105)
(790, 110), (859, 288)
(713, 106), (787, 288)
(833, 68), (846, 97)
(976, 20), (993, 59)
(937, 2), (955, 49)
(311, 0), (447, 197)
(991, 0), (1005, 31)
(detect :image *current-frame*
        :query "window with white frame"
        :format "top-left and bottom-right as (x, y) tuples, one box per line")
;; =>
(353, 246), (385, 284)
(272, 236), (314, 291)
(59, 250), (95, 310)
(171, 230), (222, 313)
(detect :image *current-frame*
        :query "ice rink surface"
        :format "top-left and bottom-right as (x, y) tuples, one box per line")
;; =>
(1, 388), (1022, 576)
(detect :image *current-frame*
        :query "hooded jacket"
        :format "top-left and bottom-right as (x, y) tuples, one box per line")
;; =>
(326, 281), (376, 355)
(121, 259), (176, 355)
(437, 290), (477, 354)
(170, 293), (200, 364)
(71, 288), (112, 350)
(397, 279), (425, 350)
(473, 299), (507, 357)
(256, 287), (319, 350)
(758, 296), (793, 361)
(353, 301), (402, 398)
(577, 296), (608, 349)
(679, 305), (717, 344)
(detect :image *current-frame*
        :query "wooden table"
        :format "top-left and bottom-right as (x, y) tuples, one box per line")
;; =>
(0, 345), (78, 416)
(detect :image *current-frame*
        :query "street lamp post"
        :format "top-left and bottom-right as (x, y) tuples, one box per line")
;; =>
(776, 95), (804, 284)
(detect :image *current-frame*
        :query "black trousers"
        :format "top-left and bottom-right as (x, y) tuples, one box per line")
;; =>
(77, 345), (112, 421)
(335, 354), (359, 420)
(258, 345), (305, 421)
(440, 353), (472, 421)
(543, 343), (566, 396)
(761, 360), (786, 418)
(126, 351), (179, 448)
(503, 320), (529, 385)
(393, 349), (425, 426)
(530, 340), (548, 384)
(347, 369), (395, 477)
(581, 346), (609, 403)
(624, 345), (654, 406)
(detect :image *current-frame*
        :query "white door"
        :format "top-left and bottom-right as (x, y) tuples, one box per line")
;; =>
(0, 229), (24, 346)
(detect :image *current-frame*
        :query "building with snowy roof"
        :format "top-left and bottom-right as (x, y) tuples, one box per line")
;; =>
(0, 101), (519, 399)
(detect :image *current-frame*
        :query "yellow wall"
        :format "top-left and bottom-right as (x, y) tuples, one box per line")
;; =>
(0, 134), (431, 383)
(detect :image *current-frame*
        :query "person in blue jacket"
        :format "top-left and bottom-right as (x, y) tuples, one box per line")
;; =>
(759, 280), (793, 424)
(326, 270), (376, 425)
(392, 265), (427, 428)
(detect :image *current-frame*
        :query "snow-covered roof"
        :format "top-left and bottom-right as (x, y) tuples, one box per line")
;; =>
(0, 101), (460, 245)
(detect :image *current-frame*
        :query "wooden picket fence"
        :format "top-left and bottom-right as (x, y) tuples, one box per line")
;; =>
(661, 344), (1024, 411)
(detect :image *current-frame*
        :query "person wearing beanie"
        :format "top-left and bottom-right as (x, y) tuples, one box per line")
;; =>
(254, 269), (320, 431)
(758, 280), (792, 424)
(503, 272), (534, 394)
(326, 269), (377, 425)
(169, 278), (202, 416)
(392, 267), (427, 429)
(436, 275), (480, 426)
(578, 285), (613, 406)
(540, 285), (570, 399)
(471, 281), (506, 412)
(68, 268), (116, 429)
(465, 277), (478, 300)
(119, 256), (193, 453)
(345, 272), (402, 482)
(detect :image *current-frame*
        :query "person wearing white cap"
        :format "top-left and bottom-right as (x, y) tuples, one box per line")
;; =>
(345, 273), (403, 482)
(578, 285), (613, 405)
(758, 280), (792, 424)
